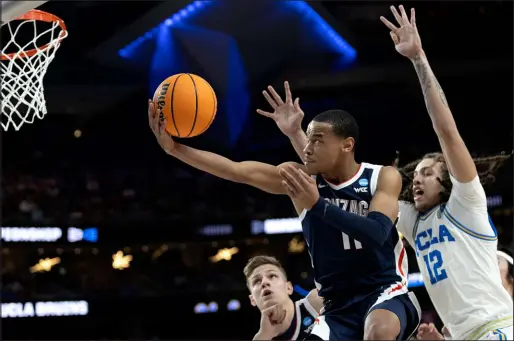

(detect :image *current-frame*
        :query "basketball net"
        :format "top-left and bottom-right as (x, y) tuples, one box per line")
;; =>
(1, 10), (67, 131)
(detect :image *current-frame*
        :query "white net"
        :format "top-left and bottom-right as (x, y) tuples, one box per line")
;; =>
(1, 11), (67, 131)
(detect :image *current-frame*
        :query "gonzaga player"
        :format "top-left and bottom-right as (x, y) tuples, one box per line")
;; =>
(149, 102), (420, 338)
(380, 5), (513, 340)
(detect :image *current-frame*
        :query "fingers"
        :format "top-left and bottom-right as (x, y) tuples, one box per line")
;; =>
(262, 90), (278, 110)
(297, 167), (315, 184)
(390, 31), (399, 44)
(418, 323), (429, 333)
(284, 81), (292, 104)
(266, 304), (286, 324)
(151, 105), (161, 135)
(256, 109), (274, 119)
(279, 167), (302, 193)
(148, 100), (156, 129)
(282, 180), (297, 197)
(399, 5), (409, 24)
(158, 117), (168, 137)
(294, 97), (301, 111)
(380, 16), (398, 31)
(263, 304), (277, 316)
(267, 85), (284, 106)
(410, 7), (416, 27)
(390, 5), (404, 26)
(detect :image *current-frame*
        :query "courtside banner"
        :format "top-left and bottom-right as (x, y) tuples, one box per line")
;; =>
(1, 300), (89, 318)
(1, 227), (98, 243)
(2, 295), (248, 319)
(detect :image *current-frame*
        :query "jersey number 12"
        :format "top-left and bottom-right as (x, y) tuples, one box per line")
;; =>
(342, 232), (362, 250)
(423, 250), (448, 284)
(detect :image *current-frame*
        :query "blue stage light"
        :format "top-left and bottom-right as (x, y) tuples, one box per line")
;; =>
(118, 0), (214, 58)
(282, 1), (357, 62)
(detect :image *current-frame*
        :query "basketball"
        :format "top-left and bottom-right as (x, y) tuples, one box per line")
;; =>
(153, 74), (217, 138)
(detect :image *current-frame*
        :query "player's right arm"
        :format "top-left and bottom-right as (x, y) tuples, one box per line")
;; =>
(148, 100), (300, 195)
(171, 143), (292, 194)
(381, 6), (485, 210)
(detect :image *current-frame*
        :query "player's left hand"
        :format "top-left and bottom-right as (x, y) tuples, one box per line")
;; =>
(257, 81), (304, 137)
(279, 165), (319, 210)
(380, 5), (423, 60)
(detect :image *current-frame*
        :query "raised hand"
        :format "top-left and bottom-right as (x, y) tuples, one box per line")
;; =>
(380, 5), (422, 59)
(148, 99), (176, 155)
(257, 81), (304, 137)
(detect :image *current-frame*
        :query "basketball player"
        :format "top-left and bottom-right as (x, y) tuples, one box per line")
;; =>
(381, 5), (513, 340)
(416, 248), (514, 340)
(148, 104), (421, 338)
(244, 255), (322, 340)
(261, 5), (512, 340)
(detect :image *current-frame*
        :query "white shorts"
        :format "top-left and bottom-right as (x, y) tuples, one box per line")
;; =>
(479, 326), (513, 340)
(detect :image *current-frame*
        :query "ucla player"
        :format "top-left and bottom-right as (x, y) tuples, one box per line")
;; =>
(379, 5), (513, 340)
(148, 103), (420, 338)
(244, 255), (322, 340)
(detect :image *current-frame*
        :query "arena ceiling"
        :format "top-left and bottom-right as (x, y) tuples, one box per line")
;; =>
(10, 1), (513, 115)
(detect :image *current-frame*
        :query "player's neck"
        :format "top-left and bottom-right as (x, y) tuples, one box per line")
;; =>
(323, 158), (360, 184)
(279, 299), (296, 334)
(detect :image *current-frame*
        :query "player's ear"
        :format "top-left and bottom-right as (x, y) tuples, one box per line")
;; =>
(249, 294), (257, 306)
(341, 137), (355, 153)
(286, 281), (293, 295)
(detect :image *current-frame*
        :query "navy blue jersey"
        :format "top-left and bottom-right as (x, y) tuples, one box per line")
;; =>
(300, 163), (407, 301)
(273, 298), (317, 340)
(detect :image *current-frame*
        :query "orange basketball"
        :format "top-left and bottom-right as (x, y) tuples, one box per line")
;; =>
(153, 73), (217, 138)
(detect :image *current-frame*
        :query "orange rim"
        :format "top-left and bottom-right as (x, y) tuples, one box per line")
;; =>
(1, 9), (67, 61)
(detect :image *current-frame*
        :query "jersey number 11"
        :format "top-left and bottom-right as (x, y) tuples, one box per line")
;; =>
(342, 232), (362, 250)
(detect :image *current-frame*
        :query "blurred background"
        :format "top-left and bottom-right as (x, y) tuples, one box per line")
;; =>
(1, 0), (512, 339)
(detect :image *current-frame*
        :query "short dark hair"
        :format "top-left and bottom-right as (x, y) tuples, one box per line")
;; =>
(243, 255), (287, 283)
(313, 110), (359, 147)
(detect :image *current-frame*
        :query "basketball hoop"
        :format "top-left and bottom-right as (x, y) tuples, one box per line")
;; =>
(1, 9), (67, 131)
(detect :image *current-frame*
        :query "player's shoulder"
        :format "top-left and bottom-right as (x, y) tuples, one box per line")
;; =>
(367, 164), (402, 192)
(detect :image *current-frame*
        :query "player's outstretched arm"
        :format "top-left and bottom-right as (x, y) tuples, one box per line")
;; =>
(257, 81), (308, 162)
(380, 6), (477, 184)
(148, 100), (297, 195)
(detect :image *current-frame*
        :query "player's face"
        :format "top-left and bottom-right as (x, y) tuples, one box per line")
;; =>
(248, 264), (293, 311)
(497, 256), (513, 297)
(412, 158), (444, 212)
(303, 121), (352, 175)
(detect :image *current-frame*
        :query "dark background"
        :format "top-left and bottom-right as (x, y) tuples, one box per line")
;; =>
(1, 1), (512, 339)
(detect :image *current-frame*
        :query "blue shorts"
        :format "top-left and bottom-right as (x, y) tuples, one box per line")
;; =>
(305, 287), (421, 340)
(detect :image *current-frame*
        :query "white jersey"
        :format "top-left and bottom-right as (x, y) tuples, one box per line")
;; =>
(397, 174), (513, 340)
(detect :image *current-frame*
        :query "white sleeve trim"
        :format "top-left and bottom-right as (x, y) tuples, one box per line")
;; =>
(299, 297), (318, 318)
